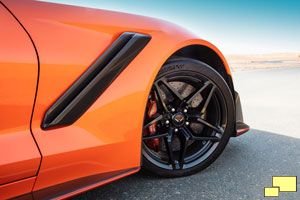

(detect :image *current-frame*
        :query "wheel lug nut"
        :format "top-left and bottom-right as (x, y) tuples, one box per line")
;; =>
(183, 109), (188, 113)
(175, 128), (178, 132)
(165, 120), (170, 124)
(185, 121), (190, 125)
(171, 108), (175, 112)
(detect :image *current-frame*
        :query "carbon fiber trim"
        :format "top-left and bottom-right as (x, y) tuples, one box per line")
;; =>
(233, 91), (250, 136)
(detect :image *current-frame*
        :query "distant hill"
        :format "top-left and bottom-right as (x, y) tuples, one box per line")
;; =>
(225, 53), (300, 71)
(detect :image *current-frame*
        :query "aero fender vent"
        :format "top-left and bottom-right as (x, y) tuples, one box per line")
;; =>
(42, 32), (151, 129)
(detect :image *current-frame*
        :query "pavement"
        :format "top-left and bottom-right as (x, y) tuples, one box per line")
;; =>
(73, 67), (300, 200)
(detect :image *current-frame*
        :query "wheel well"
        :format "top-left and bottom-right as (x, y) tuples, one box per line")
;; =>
(167, 45), (235, 96)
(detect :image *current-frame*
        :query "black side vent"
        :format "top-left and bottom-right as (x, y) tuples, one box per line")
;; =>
(41, 32), (151, 130)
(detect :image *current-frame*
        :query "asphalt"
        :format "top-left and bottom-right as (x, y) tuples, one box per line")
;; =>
(73, 67), (300, 200)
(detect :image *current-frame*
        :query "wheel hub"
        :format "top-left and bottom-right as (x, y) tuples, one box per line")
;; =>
(172, 112), (185, 127)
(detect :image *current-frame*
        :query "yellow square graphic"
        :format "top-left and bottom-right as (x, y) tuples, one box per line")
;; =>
(265, 187), (279, 197)
(272, 176), (297, 192)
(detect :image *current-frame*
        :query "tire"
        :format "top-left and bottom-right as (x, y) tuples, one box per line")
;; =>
(141, 57), (235, 177)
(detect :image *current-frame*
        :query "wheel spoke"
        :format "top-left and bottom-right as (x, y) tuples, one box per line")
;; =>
(178, 128), (190, 168)
(186, 81), (211, 104)
(154, 84), (169, 113)
(143, 132), (168, 140)
(143, 115), (163, 129)
(164, 128), (178, 169)
(180, 125), (194, 138)
(200, 85), (216, 115)
(188, 115), (224, 134)
(181, 125), (220, 142)
(160, 78), (184, 101)
(192, 136), (221, 142)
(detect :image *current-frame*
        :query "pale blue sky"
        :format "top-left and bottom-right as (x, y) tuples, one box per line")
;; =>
(42, 0), (300, 54)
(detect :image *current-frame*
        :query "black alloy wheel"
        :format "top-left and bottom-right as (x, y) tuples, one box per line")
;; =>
(142, 58), (235, 177)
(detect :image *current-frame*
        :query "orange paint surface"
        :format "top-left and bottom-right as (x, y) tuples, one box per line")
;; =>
(0, 177), (36, 199)
(0, 3), (40, 187)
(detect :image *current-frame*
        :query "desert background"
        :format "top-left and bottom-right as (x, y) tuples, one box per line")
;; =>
(225, 53), (300, 71)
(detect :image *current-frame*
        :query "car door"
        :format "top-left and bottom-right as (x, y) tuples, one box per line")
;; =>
(0, 2), (41, 197)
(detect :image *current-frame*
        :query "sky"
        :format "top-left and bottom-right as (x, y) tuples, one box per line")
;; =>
(42, 0), (300, 54)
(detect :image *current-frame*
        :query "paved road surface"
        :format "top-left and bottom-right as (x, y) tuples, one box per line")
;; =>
(73, 67), (300, 200)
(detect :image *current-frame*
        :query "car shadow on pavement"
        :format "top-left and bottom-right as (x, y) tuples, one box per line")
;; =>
(73, 129), (300, 200)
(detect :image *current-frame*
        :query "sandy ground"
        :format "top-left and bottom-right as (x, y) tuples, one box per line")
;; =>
(225, 53), (300, 71)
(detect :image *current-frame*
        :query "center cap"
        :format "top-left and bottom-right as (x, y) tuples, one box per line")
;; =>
(172, 113), (185, 127)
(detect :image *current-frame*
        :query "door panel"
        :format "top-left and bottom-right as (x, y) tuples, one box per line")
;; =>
(0, 4), (41, 185)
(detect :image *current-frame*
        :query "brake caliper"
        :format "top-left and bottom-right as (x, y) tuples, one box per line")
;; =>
(144, 93), (160, 152)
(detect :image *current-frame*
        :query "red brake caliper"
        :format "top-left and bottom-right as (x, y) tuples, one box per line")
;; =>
(144, 93), (160, 152)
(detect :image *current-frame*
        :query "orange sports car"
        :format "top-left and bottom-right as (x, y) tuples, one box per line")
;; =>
(0, 0), (249, 199)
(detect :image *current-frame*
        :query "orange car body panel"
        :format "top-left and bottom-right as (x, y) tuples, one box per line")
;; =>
(1, 0), (232, 198)
(0, 3), (40, 190)
(0, 177), (36, 199)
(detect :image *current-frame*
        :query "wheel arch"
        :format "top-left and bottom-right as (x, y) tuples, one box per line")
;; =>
(164, 44), (235, 97)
